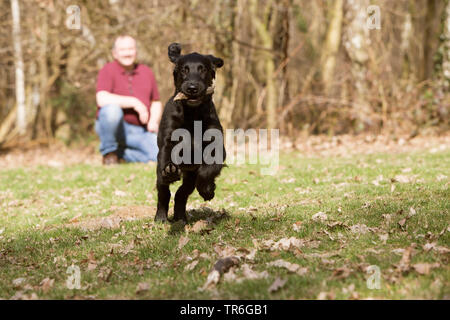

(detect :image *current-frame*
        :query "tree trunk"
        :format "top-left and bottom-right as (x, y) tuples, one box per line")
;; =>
(250, 0), (277, 130)
(343, 0), (371, 131)
(11, 0), (26, 135)
(0, 104), (17, 144)
(38, 6), (50, 139)
(441, 0), (450, 90)
(401, 10), (413, 80)
(215, 0), (239, 129)
(422, 0), (445, 81)
(321, 0), (344, 94)
(273, 0), (291, 107)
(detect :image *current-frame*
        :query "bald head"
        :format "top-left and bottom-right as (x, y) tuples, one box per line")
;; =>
(112, 35), (137, 68)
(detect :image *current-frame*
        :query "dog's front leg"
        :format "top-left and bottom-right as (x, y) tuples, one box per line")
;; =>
(155, 179), (170, 222)
(159, 119), (184, 185)
(173, 171), (197, 222)
(195, 164), (223, 201)
(196, 123), (225, 201)
(155, 144), (181, 223)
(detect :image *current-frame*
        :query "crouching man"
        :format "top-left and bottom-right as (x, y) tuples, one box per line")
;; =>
(95, 35), (162, 165)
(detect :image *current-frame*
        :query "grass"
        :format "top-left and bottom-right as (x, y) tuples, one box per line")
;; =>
(0, 149), (449, 299)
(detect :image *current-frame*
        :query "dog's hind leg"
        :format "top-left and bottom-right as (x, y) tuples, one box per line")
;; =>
(155, 182), (171, 222)
(174, 171), (197, 223)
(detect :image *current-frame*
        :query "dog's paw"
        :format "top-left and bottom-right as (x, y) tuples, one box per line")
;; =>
(172, 214), (188, 224)
(161, 163), (181, 183)
(155, 209), (169, 223)
(197, 182), (215, 201)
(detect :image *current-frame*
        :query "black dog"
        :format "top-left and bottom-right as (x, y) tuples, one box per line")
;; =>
(155, 43), (226, 223)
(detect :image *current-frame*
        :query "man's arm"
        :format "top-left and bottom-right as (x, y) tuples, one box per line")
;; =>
(96, 90), (149, 124)
(96, 90), (137, 108)
(147, 100), (163, 133)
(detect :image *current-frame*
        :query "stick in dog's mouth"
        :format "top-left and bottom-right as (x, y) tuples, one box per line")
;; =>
(173, 79), (215, 103)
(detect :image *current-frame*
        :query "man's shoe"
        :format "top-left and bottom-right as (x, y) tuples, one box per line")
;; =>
(102, 152), (119, 165)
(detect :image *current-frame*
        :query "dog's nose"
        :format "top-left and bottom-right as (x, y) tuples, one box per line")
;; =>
(186, 84), (199, 95)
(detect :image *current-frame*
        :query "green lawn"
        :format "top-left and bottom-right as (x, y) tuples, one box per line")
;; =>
(0, 150), (449, 299)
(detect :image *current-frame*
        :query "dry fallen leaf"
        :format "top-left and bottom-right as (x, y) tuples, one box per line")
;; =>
(434, 246), (450, 254)
(292, 221), (302, 232)
(40, 278), (54, 293)
(350, 224), (370, 234)
(331, 266), (352, 280)
(412, 263), (440, 275)
(223, 267), (238, 282)
(185, 260), (199, 271)
(323, 229), (335, 241)
(202, 270), (220, 290)
(395, 245), (416, 273)
(312, 211), (328, 222)
(12, 278), (26, 288)
(241, 264), (269, 280)
(408, 207), (417, 218)
(327, 221), (347, 229)
(261, 237), (304, 252)
(192, 220), (210, 233)
(268, 277), (287, 293)
(422, 242), (436, 252)
(199, 252), (211, 260)
(223, 264), (269, 284)
(393, 175), (411, 183)
(114, 190), (127, 197)
(82, 251), (98, 271)
(317, 291), (335, 300)
(10, 291), (39, 300)
(119, 241), (135, 256)
(317, 292), (328, 300)
(392, 248), (405, 255)
(379, 233), (389, 244)
(214, 245), (237, 258)
(69, 213), (83, 223)
(98, 268), (113, 282)
(321, 258), (335, 265)
(177, 235), (190, 250)
(267, 259), (308, 275)
(202, 256), (240, 290)
(281, 178), (296, 183)
(136, 282), (150, 294)
(342, 283), (356, 295)
(371, 175), (384, 186)
(244, 248), (257, 261)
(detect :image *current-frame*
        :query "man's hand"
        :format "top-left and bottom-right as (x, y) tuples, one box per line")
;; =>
(132, 98), (149, 124)
(147, 120), (159, 133)
(147, 101), (162, 133)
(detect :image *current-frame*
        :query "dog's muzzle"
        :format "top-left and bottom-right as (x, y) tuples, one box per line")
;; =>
(173, 80), (215, 107)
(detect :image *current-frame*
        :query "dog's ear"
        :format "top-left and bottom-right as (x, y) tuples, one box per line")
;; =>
(168, 43), (182, 63)
(206, 55), (224, 69)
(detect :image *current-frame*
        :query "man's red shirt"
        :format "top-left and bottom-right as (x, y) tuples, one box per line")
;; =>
(96, 60), (160, 126)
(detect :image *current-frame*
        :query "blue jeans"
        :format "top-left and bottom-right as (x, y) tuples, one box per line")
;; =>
(95, 104), (158, 163)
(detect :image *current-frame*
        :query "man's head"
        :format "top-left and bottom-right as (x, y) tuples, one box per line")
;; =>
(168, 43), (224, 107)
(112, 35), (137, 69)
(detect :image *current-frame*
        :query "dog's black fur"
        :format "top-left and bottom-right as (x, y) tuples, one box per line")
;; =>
(155, 43), (226, 223)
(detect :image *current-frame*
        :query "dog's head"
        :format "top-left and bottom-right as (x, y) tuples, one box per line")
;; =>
(168, 43), (224, 107)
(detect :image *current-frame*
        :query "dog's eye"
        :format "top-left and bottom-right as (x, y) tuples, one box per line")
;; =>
(198, 66), (205, 74)
(181, 66), (189, 75)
